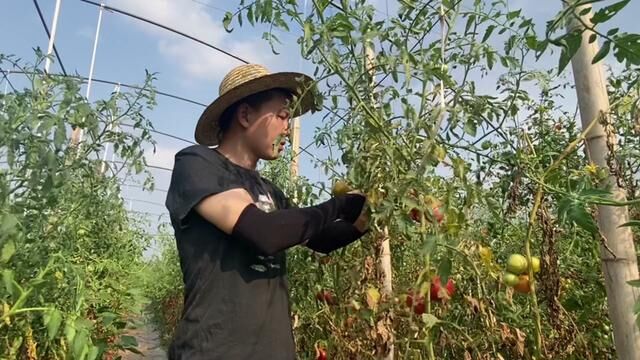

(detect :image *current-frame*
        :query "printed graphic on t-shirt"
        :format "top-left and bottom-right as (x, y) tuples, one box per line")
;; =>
(255, 193), (276, 213)
(250, 193), (281, 273)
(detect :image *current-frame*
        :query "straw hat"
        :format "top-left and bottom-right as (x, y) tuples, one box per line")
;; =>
(195, 63), (318, 145)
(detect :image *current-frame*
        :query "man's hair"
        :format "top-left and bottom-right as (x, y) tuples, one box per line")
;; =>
(218, 88), (293, 141)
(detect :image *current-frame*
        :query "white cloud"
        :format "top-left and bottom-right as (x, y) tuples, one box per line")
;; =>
(76, 26), (95, 40)
(144, 144), (179, 170)
(157, 37), (276, 83)
(106, 0), (273, 81)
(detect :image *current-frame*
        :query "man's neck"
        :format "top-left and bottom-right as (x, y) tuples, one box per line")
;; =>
(216, 138), (259, 171)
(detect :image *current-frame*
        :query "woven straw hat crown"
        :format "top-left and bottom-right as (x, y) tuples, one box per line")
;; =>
(194, 63), (317, 146)
(219, 64), (270, 97)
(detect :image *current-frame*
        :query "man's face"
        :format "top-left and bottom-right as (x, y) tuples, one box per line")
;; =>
(243, 93), (291, 160)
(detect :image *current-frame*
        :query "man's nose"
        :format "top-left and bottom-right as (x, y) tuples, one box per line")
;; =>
(285, 120), (291, 133)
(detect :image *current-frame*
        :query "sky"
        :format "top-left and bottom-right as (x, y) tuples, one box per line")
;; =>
(1, 0), (638, 255)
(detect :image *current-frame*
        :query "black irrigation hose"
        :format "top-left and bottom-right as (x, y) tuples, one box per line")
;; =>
(6, 70), (208, 107)
(120, 123), (196, 145)
(0, 68), (17, 92)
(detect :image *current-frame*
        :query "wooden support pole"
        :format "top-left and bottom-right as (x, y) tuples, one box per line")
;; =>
(290, 116), (301, 177)
(365, 43), (394, 360)
(564, 2), (640, 359)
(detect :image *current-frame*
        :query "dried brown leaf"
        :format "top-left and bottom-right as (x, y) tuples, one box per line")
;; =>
(465, 295), (481, 314)
(500, 323), (512, 343)
(515, 328), (526, 356)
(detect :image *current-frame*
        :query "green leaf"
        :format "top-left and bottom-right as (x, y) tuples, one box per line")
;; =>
(438, 257), (452, 284)
(482, 25), (496, 43)
(452, 157), (467, 179)
(558, 32), (582, 74)
(3, 270), (17, 297)
(579, 7), (592, 16)
(45, 309), (63, 340)
(486, 50), (495, 70)
(422, 235), (439, 256)
(1, 240), (15, 263)
(54, 120), (66, 150)
(588, 33), (597, 44)
(0, 214), (18, 235)
(627, 279), (640, 287)
(247, 5), (254, 25)
(119, 335), (139, 348)
(99, 312), (118, 327)
(421, 313), (440, 329)
(464, 14), (475, 34)
(87, 346), (100, 360)
(620, 220), (640, 228)
(591, 0), (630, 24)
(558, 198), (598, 234)
(464, 119), (477, 137)
(507, 9), (521, 20)
(580, 188), (612, 197)
(222, 11), (234, 32)
(525, 36), (538, 50)
(65, 319), (77, 344)
(72, 330), (88, 360)
(592, 40), (611, 64)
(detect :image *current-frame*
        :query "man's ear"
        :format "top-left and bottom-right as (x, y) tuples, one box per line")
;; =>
(237, 103), (251, 129)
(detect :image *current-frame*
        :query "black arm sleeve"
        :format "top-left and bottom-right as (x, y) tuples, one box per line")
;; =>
(231, 194), (366, 255)
(305, 220), (367, 254)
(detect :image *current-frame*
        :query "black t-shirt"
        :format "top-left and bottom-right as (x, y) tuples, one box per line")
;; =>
(165, 145), (296, 359)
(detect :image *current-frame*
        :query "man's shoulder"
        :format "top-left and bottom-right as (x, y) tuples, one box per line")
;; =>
(175, 144), (216, 158)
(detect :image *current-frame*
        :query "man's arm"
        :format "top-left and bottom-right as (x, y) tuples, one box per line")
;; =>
(305, 220), (368, 254)
(194, 189), (366, 255)
(194, 188), (255, 234)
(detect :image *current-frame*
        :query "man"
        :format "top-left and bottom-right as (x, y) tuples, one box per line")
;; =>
(165, 64), (369, 359)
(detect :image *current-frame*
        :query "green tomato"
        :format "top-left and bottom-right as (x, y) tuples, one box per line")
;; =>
(531, 256), (540, 273)
(506, 254), (528, 275)
(503, 272), (520, 287)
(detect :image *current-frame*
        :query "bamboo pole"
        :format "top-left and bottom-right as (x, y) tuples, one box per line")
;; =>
(290, 116), (301, 177)
(564, 2), (640, 359)
(365, 43), (395, 360)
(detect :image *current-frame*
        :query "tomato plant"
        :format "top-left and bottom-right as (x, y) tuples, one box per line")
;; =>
(216, 1), (640, 358)
(127, 0), (640, 358)
(0, 52), (157, 359)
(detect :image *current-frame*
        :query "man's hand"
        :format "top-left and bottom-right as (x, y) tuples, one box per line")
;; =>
(353, 208), (370, 233)
(348, 190), (370, 233)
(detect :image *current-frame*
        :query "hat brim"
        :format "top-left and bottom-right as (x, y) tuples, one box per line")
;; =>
(194, 72), (318, 146)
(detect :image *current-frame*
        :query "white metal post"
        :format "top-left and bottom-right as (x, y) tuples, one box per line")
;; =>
(44, 0), (63, 74)
(2, 72), (8, 96)
(100, 83), (121, 174)
(72, 4), (104, 145)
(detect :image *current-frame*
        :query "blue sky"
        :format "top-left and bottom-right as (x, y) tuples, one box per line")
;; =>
(1, 0), (638, 249)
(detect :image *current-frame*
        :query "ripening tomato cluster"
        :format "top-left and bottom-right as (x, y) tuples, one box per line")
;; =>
(315, 289), (338, 306)
(502, 254), (540, 294)
(404, 276), (455, 315)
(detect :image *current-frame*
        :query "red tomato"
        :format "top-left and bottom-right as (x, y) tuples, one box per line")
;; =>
(430, 276), (455, 302)
(316, 347), (327, 360)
